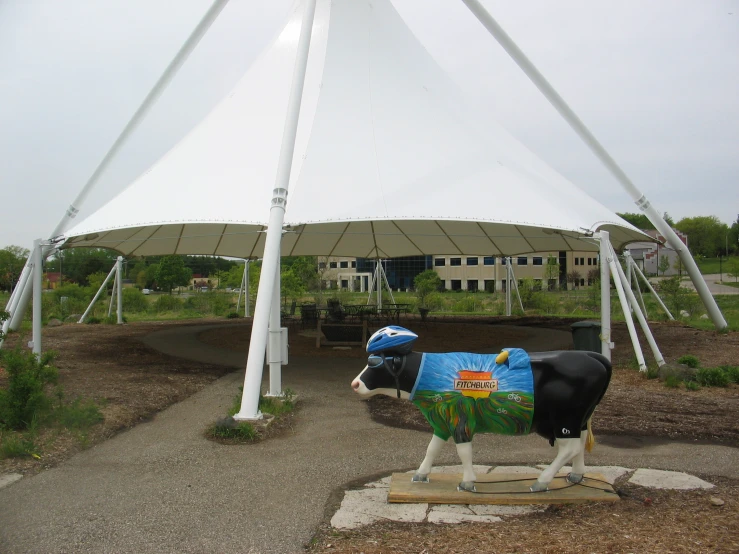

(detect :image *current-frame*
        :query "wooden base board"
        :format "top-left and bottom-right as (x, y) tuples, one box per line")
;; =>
(388, 472), (618, 505)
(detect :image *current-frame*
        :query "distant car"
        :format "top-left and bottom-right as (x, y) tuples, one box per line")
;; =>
(233, 289), (241, 294)
(142, 289), (151, 295)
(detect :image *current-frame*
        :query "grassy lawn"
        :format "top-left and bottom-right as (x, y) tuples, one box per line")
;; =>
(695, 256), (739, 275)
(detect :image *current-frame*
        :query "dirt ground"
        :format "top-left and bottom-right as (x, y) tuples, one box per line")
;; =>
(1, 316), (738, 552)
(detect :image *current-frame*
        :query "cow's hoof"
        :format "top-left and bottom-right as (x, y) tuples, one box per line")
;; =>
(566, 472), (584, 484)
(529, 481), (549, 492)
(411, 473), (429, 483)
(457, 481), (476, 493)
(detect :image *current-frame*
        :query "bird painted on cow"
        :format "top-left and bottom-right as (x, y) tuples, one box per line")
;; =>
(351, 326), (612, 493)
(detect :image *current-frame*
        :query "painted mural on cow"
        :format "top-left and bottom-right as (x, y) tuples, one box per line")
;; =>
(351, 326), (612, 493)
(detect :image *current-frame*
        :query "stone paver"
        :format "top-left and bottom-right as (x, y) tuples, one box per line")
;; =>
(0, 473), (22, 490)
(331, 464), (717, 529)
(628, 468), (715, 490)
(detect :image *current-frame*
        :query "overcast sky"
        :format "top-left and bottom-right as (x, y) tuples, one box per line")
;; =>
(1, 0), (737, 251)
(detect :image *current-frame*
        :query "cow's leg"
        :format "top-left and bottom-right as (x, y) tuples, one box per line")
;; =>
(412, 435), (446, 483)
(455, 442), (476, 492)
(567, 432), (589, 484)
(531, 437), (581, 492)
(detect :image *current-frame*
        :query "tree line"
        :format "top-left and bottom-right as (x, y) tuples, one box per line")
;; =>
(617, 212), (739, 257)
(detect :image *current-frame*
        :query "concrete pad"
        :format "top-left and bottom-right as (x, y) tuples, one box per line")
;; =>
(364, 476), (392, 488)
(0, 473), (22, 490)
(333, 488), (428, 530)
(428, 509), (502, 524)
(429, 504), (474, 515)
(536, 465), (632, 484)
(628, 468), (714, 490)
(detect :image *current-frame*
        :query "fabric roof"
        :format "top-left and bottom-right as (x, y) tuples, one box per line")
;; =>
(62, 0), (648, 258)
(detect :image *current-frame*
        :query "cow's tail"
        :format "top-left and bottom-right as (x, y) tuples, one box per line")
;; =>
(585, 417), (595, 452)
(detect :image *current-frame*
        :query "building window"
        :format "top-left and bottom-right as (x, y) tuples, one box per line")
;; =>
(533, 257), (543, 266)
(329, 261), (337, 269)
(574, 258), (580, 266)
(580, 257), (585, 265)
(451, 279), (462, 290)
(517, 257), (528, 266)
(580, 278), (585, 287)
(440, 280), (446, 289)
(450, 258), (462, 266)
(318, 262), (326, 270)
(434, 258), (446, 267)
(467, 280), (478, 291)
(501, 258), (507, 265)
(351, 261), (356, 268)
(587, 258), (592, 266)
(341, 279), (349, 289)
(484, 279), (495, 292)
(467, 257), (478, 266)
(339, 261), (349, 268)
(483, 256), (495, 266)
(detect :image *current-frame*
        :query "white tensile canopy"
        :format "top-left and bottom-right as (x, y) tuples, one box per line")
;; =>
(61, 0), (647, 258)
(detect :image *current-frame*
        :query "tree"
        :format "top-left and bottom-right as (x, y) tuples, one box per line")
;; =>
(280, 267), (305, 306)
(56, 248), (117, 285)
(543, 255), (559, 290)
(155, 256), (192, 294)
(657, 253), (670, 276)
(414, 270), (441, 308)
(727, 257), (739, 283)
(0, 245), (30, 292)
(675, 215), (729, 257)
(617, 211), (673, 230)
(566, 270), (582, 289)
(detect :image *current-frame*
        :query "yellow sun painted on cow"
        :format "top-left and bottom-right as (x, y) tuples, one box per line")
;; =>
(454, 370), (499, 399)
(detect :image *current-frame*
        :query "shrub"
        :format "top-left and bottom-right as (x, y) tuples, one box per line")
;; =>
(209, 418), (257, 440)
(0, 349), (58, 430)
(226, 312), (241, 319)
(105, 314), (127, 324)
(663, 375), (681, 388)
(86, 317), (101, 325)
(696, 367), (729, 387)
(122, 288), (149, 313)
(677, 355), (700, 368)
(719, 365), (739, 384)
(56, 398), (104, 430)
(684, 380), (701, 391)
(452, 297), (478, 313)
(0, 433), (38, 459)
(153, 294), (183, 313)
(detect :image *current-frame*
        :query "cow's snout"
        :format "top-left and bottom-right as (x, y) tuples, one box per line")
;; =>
(351, 378), (361, 392)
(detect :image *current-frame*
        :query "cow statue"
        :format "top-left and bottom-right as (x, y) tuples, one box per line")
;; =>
(351, 326), (612, 493)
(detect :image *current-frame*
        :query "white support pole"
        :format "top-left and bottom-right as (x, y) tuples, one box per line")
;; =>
(0, 264), (31, 346)
(605, 240), (647, 372)
(1, 0), (229, 341)
(79, 263), (118, 323)
(611, 244), (665, 367)
(508, 258), (525, 314)
(626, 254), (648, 318)
(599, 232), (613, 361)
(460, 0), (727, 331)
(234, 0), (317, 421)
(376, 260), (382, 310)
(245, 260), (251, 317)
(267, 253), (282, 397)
(31, 240), (43, 356)
(366, 262), (378, 307)
(379, 261), (396, 305)
(632, 259), (673, 319)
(505, 259), (512, 316)
(107, 272), (117, 317)
(116, 256), (123, 324)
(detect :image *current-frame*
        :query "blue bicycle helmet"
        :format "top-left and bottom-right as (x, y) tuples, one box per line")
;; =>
(366, 325), (418, 355)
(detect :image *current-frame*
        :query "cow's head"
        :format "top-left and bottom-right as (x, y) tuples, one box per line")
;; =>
(351, 354), (414, 399)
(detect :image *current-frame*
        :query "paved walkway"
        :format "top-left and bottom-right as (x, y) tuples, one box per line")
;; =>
(0, 324), (737, 553)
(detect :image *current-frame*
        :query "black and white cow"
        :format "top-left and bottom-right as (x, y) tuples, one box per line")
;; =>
(352, 349), (611, 492)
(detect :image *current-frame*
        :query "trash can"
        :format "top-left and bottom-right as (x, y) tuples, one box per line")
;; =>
(570, 321), (602, 352)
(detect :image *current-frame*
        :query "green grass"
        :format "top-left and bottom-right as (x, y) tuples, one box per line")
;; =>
(695, 256), (739, 275)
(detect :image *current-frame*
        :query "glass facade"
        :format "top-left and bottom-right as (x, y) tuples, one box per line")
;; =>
(356, 256), (432, 290)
